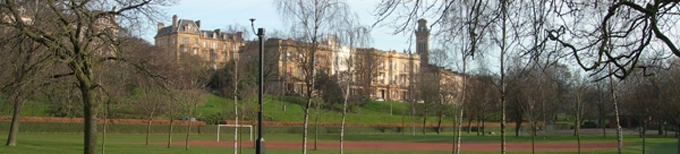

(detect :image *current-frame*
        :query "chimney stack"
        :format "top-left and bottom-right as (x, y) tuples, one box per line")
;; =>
(171, 15), (178, 30)
(157, 23), (164, 32)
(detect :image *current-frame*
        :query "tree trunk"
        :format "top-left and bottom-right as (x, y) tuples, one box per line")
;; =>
(500, 0), (508, 152)
(542, 101), (546, 139)
(452, 111), (456, 154)
(476, 117), (481, 136)
(411, 101), (416, 136)
(102, 100), (109, 154)
(641, 124), (645, 154)
(531, 121), (535, 154)
(5, 97), (25, 146)
(608, 65), (623, 154)
(422, 106), (428, 135)
(186, 103), (196, 150)
(455, 107), (463, 154)
(576, 114), (581, 154)
(78, 76), (98, 154)
(437, 109), (443, 134)
(102, 110), (107, 154)
(145, 111), (154, 145)
(676, 124), (679, 154)
(233, 60), (239, 154)
(515, 111), (522, 137)
(600, 105), (606, 138)
(340, 92), (349, 154)
(167, 119), (173, 148)
(481, 110), (486, 136)
(657, 120), (663, 135)
(314, 107), (320, 150)
(467, 119), (473, 134)
(302, 98), (312, 154)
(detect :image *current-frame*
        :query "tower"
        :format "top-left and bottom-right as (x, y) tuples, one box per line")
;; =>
(415, 19), (430, 67)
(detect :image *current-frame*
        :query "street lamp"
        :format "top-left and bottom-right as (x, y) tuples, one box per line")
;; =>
(250, 18), (266, 154)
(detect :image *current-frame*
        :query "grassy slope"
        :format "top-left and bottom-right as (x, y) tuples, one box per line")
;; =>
(200, 94), (454, 124)
(0, 92), (454, 124)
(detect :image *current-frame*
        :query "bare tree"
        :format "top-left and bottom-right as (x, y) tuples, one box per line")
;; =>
(548, 1), (680, 80)
(466, 74), (498, 136)
(0, 1), (174, 153)
(338, 55), (353, 154)
(572, 75), (592, 154)
(0, 30), (49, 147)
(606, 64), (624, 153)
(656, 59), (680, 154)
(495, 1), (514, 153)
(336, 19), (371, 153)
(353, 48), (383, 108)
(274, 0), (351, 153)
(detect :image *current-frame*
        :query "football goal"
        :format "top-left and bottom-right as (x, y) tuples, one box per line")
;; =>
(216, 124), (253, 142)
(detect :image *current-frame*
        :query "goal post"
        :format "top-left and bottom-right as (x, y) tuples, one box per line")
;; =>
(216, 124), (253, 142)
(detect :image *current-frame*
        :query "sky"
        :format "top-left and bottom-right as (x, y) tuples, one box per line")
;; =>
(142, 0), (415, 53)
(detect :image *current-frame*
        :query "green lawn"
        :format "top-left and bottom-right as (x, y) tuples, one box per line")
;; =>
(0, 132), (675, 154)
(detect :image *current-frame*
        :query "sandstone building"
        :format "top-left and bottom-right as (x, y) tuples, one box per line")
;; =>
(154, 15), (245, 68)
(154, 15), (463, 103)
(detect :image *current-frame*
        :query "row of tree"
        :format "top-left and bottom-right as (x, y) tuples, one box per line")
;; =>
(372, 0), (680, 154)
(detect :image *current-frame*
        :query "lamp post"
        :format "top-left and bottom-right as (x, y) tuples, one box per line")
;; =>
(251, 18), (265, 154)
(232, 46), (239, 154)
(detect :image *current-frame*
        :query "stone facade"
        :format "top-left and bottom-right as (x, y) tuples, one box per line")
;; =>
(153, 16), (463, 103)
(154, 15), (245, 68)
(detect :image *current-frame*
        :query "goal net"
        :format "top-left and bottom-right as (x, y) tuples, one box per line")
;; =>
(216, 124), (253, 142)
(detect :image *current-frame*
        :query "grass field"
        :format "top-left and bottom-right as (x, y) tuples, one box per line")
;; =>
(0, 131), (676, 154)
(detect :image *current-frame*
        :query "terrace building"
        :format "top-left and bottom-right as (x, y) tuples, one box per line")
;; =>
(153, 16), (465, 103)
(154, 15), (245, 68)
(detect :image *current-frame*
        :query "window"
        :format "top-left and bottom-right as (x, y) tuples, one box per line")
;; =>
(193, 49), (197, 55)
(203, 41), (207, 48)
(391, 62), (396, 70)
(223, 43), (227, 50)
(194, 38), (198, 45)
(232, 45), (239, 51)
(392, 90), (398, 100)
(391, 75), (396, 84)
(181, 37), (189, 44)
(211, 42), (217, 49)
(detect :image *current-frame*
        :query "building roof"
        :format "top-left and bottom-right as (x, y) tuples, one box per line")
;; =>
(155, 19), (243, 41)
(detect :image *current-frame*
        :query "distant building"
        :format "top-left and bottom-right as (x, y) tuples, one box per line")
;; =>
(154, 15), (245, 68)
(153, 16), (464, 103)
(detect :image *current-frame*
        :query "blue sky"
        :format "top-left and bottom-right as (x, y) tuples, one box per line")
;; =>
(142, 0), (415, 52)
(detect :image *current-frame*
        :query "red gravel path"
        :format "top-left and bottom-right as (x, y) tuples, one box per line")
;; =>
(157, 141), (618, 152)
